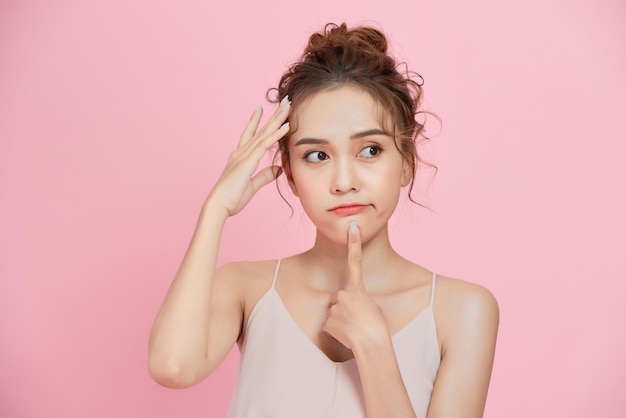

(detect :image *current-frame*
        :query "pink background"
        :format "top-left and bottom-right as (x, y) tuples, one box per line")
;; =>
(1, 0), (625, 417)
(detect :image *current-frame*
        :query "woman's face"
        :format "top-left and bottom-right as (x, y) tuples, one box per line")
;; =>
(287, 86), (412, 245)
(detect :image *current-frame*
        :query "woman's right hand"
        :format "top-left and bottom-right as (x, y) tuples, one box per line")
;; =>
(205, 96), (291, 217)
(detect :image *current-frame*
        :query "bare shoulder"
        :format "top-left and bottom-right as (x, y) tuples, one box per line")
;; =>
(214, 260), (280, 324)
(433, 275), (499, 351)
(435, 275), (498, 314)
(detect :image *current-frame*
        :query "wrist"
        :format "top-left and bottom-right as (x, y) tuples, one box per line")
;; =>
(351, 328), (394, 363)
(200, 197), (230, 223)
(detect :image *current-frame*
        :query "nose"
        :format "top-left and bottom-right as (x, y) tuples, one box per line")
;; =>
(331, 156), (360, 194)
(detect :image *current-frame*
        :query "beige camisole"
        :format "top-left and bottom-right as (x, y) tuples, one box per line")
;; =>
(226, 260), (441, 418)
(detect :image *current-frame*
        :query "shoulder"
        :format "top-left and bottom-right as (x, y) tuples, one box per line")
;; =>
(215, 260), (281, 337)
(214, 259), (280, 305)
(433, 276), (499, 352)
(435, 276), (499, 315)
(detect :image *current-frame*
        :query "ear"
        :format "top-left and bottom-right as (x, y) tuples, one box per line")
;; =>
(288, 178), (299, 197)
(400, 159), (413, 187)
(283, 164), (299, 197)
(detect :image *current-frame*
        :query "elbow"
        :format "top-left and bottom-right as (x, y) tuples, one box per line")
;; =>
(148, 356), (200, 389)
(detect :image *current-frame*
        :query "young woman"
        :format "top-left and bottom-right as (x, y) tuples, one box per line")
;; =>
(149, 23), (499, 418)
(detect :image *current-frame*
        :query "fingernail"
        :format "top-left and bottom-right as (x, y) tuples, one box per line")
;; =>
(280, 95), (291, 109)
(280, 121), (290, 130)
(349, 221), (358, 234)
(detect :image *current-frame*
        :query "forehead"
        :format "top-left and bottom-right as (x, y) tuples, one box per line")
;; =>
(290, 86), (389, 139)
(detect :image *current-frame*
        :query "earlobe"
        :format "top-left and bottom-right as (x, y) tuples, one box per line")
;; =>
(400, 160), (413, 187)
(288, 177), (299, 197)
(284, 166), (299, 197)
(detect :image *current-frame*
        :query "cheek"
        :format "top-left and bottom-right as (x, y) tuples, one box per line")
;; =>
(378, 159), (406, 186)
(288, 163), (317, 202)
(291, 174), (319, 201)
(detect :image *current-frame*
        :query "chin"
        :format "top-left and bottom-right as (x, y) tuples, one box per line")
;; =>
(319, 222), (377, 246)
(314, 224), (349, 246)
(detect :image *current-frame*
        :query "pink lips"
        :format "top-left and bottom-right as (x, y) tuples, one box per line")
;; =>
(328, 204), (369, 216)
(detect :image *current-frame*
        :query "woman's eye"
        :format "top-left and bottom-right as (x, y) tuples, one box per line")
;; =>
(358, 146), (382, 158)
(304, 151), (329, 163)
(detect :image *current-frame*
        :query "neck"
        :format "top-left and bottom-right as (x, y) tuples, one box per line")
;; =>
(302, 225), (402, 291)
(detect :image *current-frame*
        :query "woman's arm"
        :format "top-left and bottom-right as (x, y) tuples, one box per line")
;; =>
(148, 202), (236, 388)
(354, 336), (419, 417)
(353, 282), (499, 418)
(426, 281), (499, 418)
(148, 99), (291, 388)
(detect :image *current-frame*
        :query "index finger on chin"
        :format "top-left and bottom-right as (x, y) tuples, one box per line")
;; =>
(347, 221), (365, 292)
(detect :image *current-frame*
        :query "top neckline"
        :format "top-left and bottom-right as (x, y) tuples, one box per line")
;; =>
(245, 259), (437, 365)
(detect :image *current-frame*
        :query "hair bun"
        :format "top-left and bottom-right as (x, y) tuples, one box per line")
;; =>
(305, 23), (388, 57)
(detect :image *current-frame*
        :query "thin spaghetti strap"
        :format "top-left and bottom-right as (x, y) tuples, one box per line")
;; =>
(271, 259), (282, 289)
(428, 272), (437, 308)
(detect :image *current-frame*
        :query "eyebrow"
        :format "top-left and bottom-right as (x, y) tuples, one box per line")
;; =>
(294, 129), (389, 146)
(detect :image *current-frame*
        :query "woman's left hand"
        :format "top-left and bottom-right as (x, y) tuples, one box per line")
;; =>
(322, 221), (390, 351)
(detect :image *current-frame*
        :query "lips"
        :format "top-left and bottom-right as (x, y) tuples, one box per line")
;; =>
(328, 203), (370, 216)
